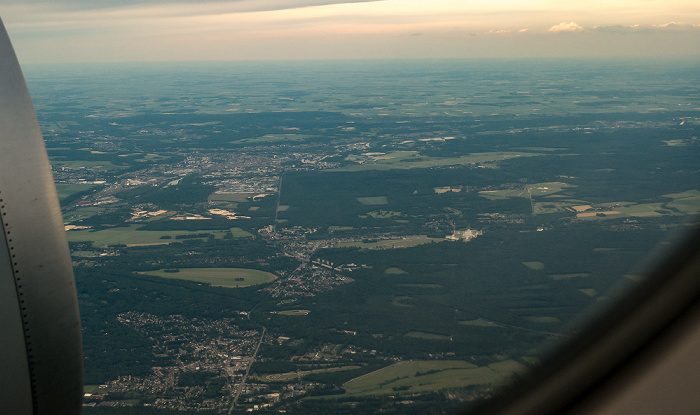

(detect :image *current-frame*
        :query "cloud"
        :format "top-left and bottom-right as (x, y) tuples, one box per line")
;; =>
(545, 21), (700, 34)
(487, 29), (512, 35)
(548, 21), (584, 32)
(651, 22), (700, 30)
(6, 0), (383, 14)
(590, 24), (638, 33)
(590, 22), (700, 33)
(485, 28), (528, 35)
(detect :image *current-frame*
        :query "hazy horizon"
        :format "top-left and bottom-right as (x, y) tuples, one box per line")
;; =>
(3, 0), (700, 64)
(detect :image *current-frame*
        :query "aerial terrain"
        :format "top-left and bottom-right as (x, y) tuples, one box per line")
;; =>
(24, 59), (700, 414)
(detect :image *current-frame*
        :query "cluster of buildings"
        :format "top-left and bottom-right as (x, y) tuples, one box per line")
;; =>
(85, 311), (261, 412)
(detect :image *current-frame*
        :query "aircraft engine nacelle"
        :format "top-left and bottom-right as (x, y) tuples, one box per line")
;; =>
(0, 18), (83, 415)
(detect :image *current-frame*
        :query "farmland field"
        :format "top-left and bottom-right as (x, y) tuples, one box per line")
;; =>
(397, 283), (442, 288)
(336, 236), (441, 250)
(522, 261), (545, 270)
(405, 331), (451, 340)
(479, 182), (573, 200)
(276, 310), (311, 316)
(523, 316), (560, 323)
(55, 183), (99, 202)
(230, 227), (255, 238)
(342, 359), (522, 396)
(63, 206), (108, 223)
(259, 365), (361, 382)
(139, 267), (276, 287)
(237, 134), (310, 144)
(208, 192), (256, 203)
(548, 273), (591, 280)
(459, 318), (503, 328)
(65, 225), (234, 247)
(334, 151), (545, 172)
(356, 196), (388, 205)
(50, 160), (128, 171)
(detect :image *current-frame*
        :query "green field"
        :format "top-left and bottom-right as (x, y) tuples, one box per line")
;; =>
(528, 182), (575, 197)
(475, 182), (695, 219)
(510, 147), (565, 152)
(336, 236), (441, 250)
(459, 318), (503, 328)
(334, 151), (544, 171)
(579, 288), (599, 297)
(63, 206), (108, 223)
(328, 226), (354, 233)
(356, 196), (389, 205)
(230, 227), (255, 238)
(663, 189), (700, 200)
(275, 310), (311, 316)
(342, 359), (524, 396)
(71, 251), (103, 258)
(397, 283), (442, 288)
(522, 261), (545, 270)
(259, 365), (362, 382)
(137, 153), (170, 162)
(570, 190), (700, 220)
(479, 182), (573, 200)
(391, 296), (414, 308)
(405, 332), (451, 341)
(666, 198), (700, 214)
(548, 273), (591, 280)
(523, 316), (560, 323)
(487, 360), (528, 377)
(479, 188), (529, 200)
(575, 199), (698, 220)
(208, 192), (256, 203)
(663, 190), (700, 214)
(533, 201), (576, 214)
(65, 225), (237, 247)
(236, 133), (311, 144)
(139, 268), (276, 288)
(50, 160), (128, 171)
(363, 210), (403, 218)
(55, 183), (99, 202)
(614, 203), (665, 217)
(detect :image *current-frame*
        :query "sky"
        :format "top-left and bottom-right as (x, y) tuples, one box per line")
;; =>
(2, 0), (700, 63)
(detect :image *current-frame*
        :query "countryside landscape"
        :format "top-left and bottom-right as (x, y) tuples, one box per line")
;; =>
(23, 59), (700, 414)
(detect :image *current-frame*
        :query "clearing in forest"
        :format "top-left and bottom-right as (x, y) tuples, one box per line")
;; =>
(139, 268), (276, 288)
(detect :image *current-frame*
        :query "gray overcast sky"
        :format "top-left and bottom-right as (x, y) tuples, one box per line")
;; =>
(2, 0), (700, 63)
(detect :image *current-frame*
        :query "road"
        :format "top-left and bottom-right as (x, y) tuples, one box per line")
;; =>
(228, 327), (267, 414)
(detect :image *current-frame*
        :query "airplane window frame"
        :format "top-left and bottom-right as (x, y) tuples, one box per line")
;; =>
(467, 224), (700, 415)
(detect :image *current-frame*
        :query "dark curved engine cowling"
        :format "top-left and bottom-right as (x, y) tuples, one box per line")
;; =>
(0, 18), (83, 415)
